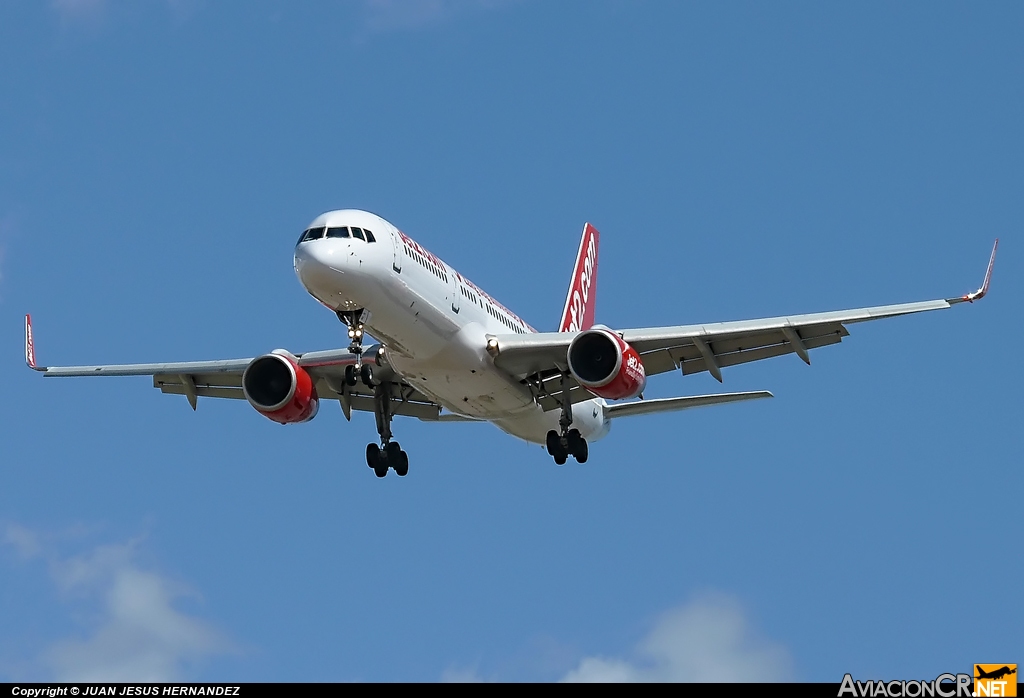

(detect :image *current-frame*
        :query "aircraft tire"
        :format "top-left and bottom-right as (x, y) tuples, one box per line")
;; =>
(566, 429), (582, 454)
(575, 438), (588, 464)
(545, 430), (560, 456)
(345, 365), (358, 387)
(394, 451), (409, 477)
(553, 452), (567, 466)
(373, 462), (388, 478)
(366, 443), (381, 469)
(565, 429), (588, 463)
(360, 364), (374, 387)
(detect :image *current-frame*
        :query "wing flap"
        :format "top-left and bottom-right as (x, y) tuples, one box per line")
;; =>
(348, 394), (440, 420)
(44, 357), (255, 378)
(157, 383), (246, 401)
(671, 323), (848, 376)
(154, 372), (243, 389)
(535, 383), (598, 412)
(604, 391), (773, 419)
(621, 301), (948, 355)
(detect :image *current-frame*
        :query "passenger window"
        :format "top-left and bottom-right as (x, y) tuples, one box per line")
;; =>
(364, 230), (376, 243)
(351, 227), (366, 241)
(326, 226), (350, 238)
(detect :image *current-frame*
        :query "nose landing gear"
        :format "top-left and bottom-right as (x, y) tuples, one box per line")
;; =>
(546, 372), (589, 465)
(337, 309), (371, 354)
(344, 363), (375, 388)
(338, 309), (376, 389)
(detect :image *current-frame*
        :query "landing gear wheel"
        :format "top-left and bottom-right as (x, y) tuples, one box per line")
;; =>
(345, 365), (358, 387)
(547, 429), (572, 464)
(373, 462), (388, 478)
(545, 430), (561, 456)
(384, 441), (402, 461)
(360, 364), (374, 388)
(366, 443), (380, 469)
(566, 429), (588, 463)
(394, 450), (409, 477)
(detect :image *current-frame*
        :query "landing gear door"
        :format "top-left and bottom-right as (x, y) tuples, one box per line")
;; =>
(391, 227), (403, 273)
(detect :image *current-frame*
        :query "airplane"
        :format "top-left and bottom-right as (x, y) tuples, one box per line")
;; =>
(975, 666), (1016, 681)
(25, 210), (998, 477)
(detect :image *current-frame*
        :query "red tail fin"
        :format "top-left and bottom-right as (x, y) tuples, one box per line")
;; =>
(558, 223), (599, 332)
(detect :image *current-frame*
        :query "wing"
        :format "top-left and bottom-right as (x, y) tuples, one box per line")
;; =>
(489, 240), (998, 408)
(24, 317), (453, 421)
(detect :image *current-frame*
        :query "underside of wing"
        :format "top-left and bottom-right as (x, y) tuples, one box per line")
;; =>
(489, 238), (996, 396)
(27, 315), (449, 421)
(152, 362), (445, 420)
(491, 298), (950, 393)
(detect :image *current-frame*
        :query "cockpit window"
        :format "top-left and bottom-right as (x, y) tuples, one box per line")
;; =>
(326, 226), (350, 238)
(351, 227), (366, 241)
(364, 229), (376, 243)
(297, 230), (308, 245)
(303, 226), (325, 242)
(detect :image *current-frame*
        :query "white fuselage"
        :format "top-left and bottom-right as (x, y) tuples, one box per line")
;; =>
(292, 209), (610, 445)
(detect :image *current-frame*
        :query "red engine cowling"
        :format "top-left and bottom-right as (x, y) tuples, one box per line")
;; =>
(242, 351), (319, 424)
(566, 327), (646, 400)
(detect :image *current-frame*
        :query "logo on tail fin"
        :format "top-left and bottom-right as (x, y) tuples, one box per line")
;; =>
(559, 223), (600, 332)
(25, 314), (36, 369)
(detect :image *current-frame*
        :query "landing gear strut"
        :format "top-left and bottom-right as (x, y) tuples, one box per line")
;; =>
(336, 309), (370, 356)
(338, 309), (375, 388)
(545, 372), (588, 465)
(364, 380), (409, 477)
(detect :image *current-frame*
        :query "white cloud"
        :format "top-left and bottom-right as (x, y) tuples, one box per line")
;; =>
(441, 666), (485, 682)
(561, 593), (793, 683)
(2, 527), (232, 682)
(51, 0), (106, 22)
(360, 0), (515, 34)
(3, 524), (41, 559)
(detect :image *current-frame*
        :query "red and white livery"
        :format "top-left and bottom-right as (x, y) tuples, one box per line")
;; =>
(25, 210), (997, 477)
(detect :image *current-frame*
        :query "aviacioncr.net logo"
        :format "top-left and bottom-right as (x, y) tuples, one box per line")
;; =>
(839, 673), (973, 698)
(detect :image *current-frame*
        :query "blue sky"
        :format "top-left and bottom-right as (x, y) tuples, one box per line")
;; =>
(1, 0), (1021, 683)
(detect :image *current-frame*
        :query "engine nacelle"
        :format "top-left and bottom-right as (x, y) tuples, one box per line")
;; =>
(242, 351), (319, 424)
(566, 327), (647, 400)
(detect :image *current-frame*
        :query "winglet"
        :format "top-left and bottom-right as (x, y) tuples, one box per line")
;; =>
(950, 239), (998, 304)
(25, 314), (44, 371)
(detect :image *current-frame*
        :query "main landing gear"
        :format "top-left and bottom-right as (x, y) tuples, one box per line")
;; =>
(546, 373), (589, 465)
(337, 308), (408, 477)
(364, 381), (409, 478)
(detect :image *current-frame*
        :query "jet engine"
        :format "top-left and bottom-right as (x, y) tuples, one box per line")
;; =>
(242, 351), (319, 424)
(566, 327), (647, 400)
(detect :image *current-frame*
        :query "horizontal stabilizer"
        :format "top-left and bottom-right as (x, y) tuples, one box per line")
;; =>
(603, 390), (773, 420)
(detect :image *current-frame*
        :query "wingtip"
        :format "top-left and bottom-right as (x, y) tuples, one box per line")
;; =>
(950, 238), (998, 304)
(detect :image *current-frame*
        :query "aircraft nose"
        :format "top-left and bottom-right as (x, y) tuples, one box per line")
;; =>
(294, 240), (346, 292)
